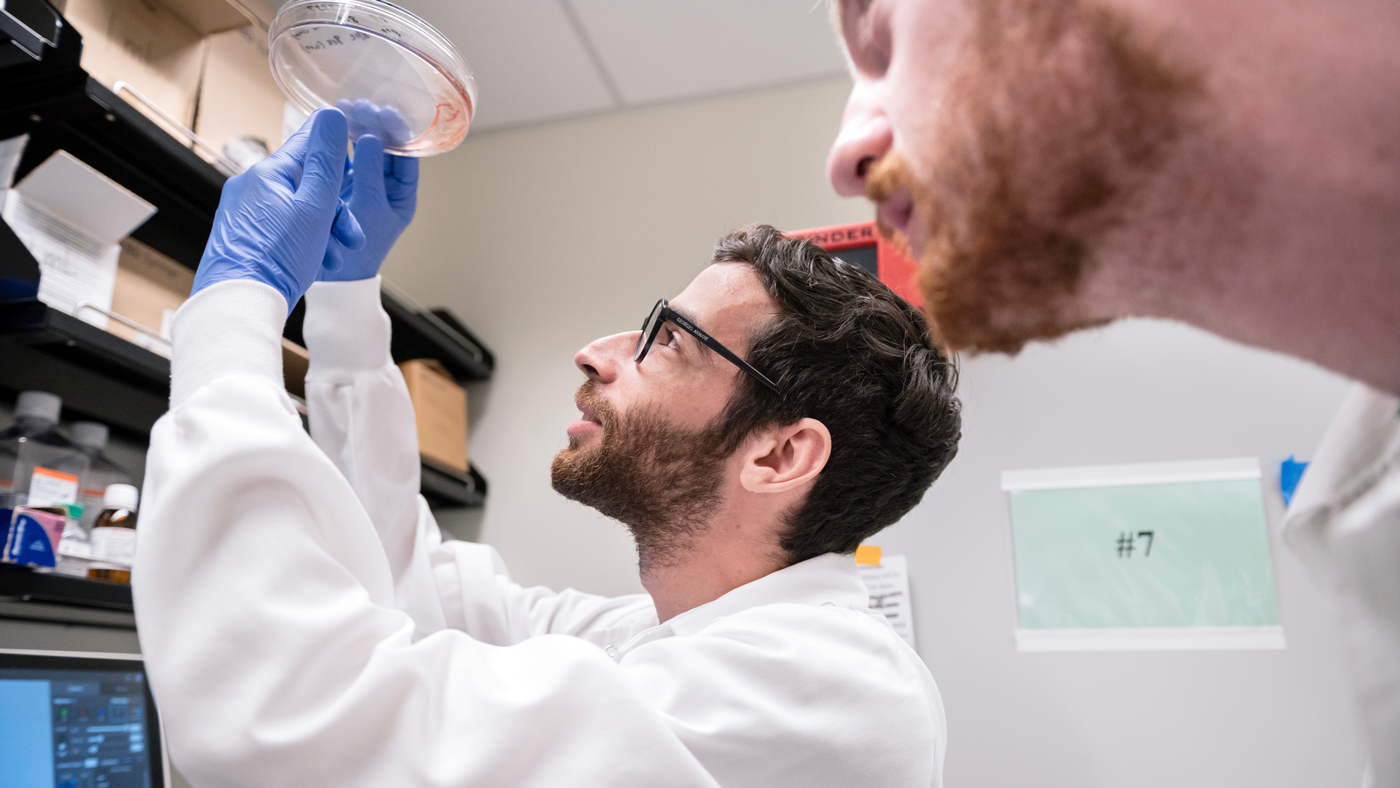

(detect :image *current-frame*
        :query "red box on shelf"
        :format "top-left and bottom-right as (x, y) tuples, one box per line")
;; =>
(788, 221), (922, 307)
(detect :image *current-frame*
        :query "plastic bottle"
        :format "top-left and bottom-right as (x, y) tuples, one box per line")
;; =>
(88, 484), (138, 584)
(52, 503), (91, 577)
(71, 422), (133, 531)
(8, 392), (89, 509)
(0, 391), (67, 507)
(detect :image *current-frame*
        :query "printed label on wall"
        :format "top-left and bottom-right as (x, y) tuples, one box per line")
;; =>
(1002, 458), (1284, 652)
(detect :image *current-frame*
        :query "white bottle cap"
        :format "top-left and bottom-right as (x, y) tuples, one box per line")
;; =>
(15, 391), (61, 424)
(103, 484), (139, 512)
(71, 421), (109, 451)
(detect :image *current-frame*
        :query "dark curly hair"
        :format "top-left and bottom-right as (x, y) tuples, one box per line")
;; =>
(712, 225), (962, 565)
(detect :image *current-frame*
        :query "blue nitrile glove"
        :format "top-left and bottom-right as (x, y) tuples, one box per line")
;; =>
(192, 108), (365, 311)
(318, 99), (418, 282)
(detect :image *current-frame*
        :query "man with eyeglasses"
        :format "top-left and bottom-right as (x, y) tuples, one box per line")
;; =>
(134, 108), (962, 787)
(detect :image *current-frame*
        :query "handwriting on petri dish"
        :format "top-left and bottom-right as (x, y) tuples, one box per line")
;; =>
(296, 5), (406, 39)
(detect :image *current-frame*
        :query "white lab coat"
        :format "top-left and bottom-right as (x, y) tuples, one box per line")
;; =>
(1284, 385), (1400, 788)
(132, 277), (946, 788)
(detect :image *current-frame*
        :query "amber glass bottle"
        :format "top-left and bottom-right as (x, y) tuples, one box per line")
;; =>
(87, 484), (138, 584)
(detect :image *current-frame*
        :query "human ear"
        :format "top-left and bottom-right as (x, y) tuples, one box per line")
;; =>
(738, 418), (832, 493)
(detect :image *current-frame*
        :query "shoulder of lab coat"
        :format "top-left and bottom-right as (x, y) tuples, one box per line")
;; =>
(622, 554), (946, 788)
(1283, 383), (1400, 785)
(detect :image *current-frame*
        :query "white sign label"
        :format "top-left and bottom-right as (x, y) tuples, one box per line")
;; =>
(858, 554), (917, 650)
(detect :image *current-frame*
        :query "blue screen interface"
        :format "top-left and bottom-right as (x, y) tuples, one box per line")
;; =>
(0, 667), (153, 788)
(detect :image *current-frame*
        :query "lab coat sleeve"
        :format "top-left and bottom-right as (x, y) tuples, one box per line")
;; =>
(298, 277), (655, 645)
(133, 280), (720, 788)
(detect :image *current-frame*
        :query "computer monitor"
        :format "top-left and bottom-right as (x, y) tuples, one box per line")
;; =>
(0, 648), (169, 788)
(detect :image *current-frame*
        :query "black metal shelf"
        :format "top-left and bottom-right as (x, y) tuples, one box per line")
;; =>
(0, 561), (133, 612)
(420, 463), (488, 509)
(0, 299), (489, 506)
(0, 299), (169, 435)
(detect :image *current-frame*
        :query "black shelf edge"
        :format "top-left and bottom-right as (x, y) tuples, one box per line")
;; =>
(0, 297), (171, 391)
(0, 562), (133, 612)
(0, 300), (169, 435)
(420, 462), (487, 509)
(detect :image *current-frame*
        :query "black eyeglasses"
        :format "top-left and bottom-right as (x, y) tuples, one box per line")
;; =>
(634, 298), (779, 393)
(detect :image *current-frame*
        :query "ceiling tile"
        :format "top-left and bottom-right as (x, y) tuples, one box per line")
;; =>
(566, 0), (847, 106)
(395, 0), (619, 130)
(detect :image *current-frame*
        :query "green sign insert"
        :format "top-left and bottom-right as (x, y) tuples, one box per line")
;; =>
(1003, 459), (1281, 648)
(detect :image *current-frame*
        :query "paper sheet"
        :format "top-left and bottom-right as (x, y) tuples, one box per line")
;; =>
(2, 150), (156, 328)
(858, 554), (916, 650)
(4, 195), (120, 327)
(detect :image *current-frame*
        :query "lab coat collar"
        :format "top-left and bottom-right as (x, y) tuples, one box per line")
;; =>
(663, 552), (870, 637)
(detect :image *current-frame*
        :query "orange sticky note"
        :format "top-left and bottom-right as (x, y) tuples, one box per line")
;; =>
(855, 545), (882, 566)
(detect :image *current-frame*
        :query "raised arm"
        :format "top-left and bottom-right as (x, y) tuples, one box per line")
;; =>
(134, 279), (719, 788)
(296, 127), (653, 642)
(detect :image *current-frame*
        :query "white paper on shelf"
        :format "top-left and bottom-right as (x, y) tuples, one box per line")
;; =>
(858, 554), (917, 650)
(2, 150), (156, 329)
(0, 134), (27, 199)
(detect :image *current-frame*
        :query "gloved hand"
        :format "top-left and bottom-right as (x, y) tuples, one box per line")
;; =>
(192, 108), (365, 311)
(318, 99), (419, 282)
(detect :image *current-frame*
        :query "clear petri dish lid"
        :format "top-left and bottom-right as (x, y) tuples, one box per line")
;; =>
(268, 0), (476, 157)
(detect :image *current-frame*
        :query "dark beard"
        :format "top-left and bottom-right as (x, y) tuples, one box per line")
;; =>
(551, 383), (729, 572)
(871, 0), (1201, 354)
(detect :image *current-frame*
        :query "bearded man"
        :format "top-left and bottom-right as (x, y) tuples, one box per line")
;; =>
(134, 108), (962, 788)
(825, 0), (1400, 782)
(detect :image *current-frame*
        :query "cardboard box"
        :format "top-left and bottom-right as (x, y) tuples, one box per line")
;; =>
(60, 0), (260, 153)
(194, 25), (288, 159)
(282, 339), (309, 399)
(398, 359), (469, 474)
(63, 0), (209, 137)
(108, 237), (190, 354)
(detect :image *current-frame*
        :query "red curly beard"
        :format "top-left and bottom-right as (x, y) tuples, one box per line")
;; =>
(872, 0), (1201, 354)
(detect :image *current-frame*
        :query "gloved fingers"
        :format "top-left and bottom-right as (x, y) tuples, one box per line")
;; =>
(331, 197), (366, 251)
(385, 151), (419, 210)
(376, 104), (412, 149)
(294, 109), (351, 211)
(320, 236), (346, 276)
(259, 110), (318, 186)
(351, 134), (388, 201)
(339, 153), (355, 203)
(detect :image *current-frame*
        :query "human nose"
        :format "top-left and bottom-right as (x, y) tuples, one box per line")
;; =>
(827, 84), (893, 198)
(574, 332), (636, 384)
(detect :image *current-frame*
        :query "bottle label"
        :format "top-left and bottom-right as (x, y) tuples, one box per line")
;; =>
(90, 527), (136, 568)
(27, 467), (79, 507)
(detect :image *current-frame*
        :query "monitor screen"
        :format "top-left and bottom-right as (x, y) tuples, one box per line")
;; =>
(0, 650), (167, 788)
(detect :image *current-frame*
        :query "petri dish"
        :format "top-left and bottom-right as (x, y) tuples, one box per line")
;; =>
(268, 0), (476, 157)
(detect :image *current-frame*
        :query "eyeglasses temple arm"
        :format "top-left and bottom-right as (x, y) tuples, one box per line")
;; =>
(667, 309), (780, 393)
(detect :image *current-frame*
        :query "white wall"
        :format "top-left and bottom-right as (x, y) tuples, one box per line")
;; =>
(385, 77), (1366, 786)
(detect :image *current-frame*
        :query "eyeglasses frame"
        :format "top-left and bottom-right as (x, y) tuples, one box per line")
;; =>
(634, 299), (780, 394)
